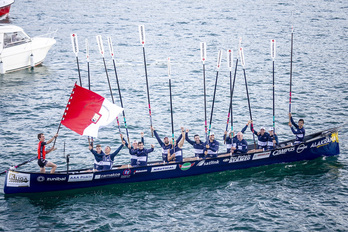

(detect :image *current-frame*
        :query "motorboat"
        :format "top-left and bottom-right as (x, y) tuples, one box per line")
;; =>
(0, 24), (56, 74)
(0, 0), (14, 18)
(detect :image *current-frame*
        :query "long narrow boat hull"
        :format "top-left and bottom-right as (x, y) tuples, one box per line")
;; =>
(3, 127), (340, 194)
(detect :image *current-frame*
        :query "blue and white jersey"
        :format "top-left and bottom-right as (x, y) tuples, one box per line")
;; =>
(185, 132), (205, 158)
(251, 125), (270, 149)
(267, 134), (279, 150)
(234, 139), (248, 153)
(224, 124), (248, 153)
(124, 137), (144, 166)
(290, 117), (305, 145)
(169, 146), (183, 162)
(135, 147), (154, 166)
(90, 149), (105, 171)
(204, 140), (219, 158)
(154, 130), (182, 162)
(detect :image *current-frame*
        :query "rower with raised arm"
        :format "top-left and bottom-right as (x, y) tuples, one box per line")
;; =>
(168, 127), (186, 162)
(88, 144), (105, 171)
(250, 121), (270, 150)
(135, 142), (154, 166)
(100, 141), (126, 170)
(288, 113), (305, 145)
(224, 120), (251, 153)
(37, 133), (58, 173)
(204, 132), (219, 158)
(124, 132), (145, 166)
(152, 126), (182, 162)
(185, 129), (205, 158)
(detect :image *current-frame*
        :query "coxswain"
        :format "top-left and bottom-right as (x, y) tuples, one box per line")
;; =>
(37, 133), (58, 173)
(231, 132), (248, 154)
(89, 144), (105, 171)
(250, 122), (270, 150)
(168, 128), (186, 162)
(185, 129), (205, 158)
(288, 113), (305, 145)
(224, 120), (251, 153)
(204, 133), (219, 158)
(135, 142), (154, 166)
(152, 126), (182, 162)
(101, 141), (126, 170)
(267, 127), (279, 150)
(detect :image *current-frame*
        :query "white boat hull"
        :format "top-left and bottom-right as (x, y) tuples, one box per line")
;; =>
(0, 37), (56, 73)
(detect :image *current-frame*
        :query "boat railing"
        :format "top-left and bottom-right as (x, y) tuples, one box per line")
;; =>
(36, 28), (58, 39)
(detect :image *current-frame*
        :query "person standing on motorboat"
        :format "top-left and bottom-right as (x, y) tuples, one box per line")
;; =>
(224, 120), (251, 153)
(288, 113), (305, 145)
(185, 129), (205, 158)
(204, 133), (219, 158)
(168, 128), (186, 162)
(152, 126), (182, 162)
(250, 122), (270, 150)
(37, 133), (58, 173)
(267, 127), (279, 150)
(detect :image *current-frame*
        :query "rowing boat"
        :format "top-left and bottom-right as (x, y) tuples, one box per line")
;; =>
(4, 126), (340, 194)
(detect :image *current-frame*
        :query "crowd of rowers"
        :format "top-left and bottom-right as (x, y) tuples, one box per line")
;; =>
(85, 113), (305, 171)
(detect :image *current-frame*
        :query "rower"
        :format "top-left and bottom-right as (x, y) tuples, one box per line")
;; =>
(267, 127), (279, 150)
(37, 133), (58, 174)
(185, 129), (205, 158)
(224, 120), (251, 153)
(231, 132), (248, 154)
(135, 142), (154, 166)
(288, 113), (305, 145)
(124, 132), (145, 166)
(204, 132), (219, 158)
(152, 126), (182, 162)
(250, 122), (270, 150)
(88, 144), (105, 171)
(168, 128), (186, 162)
(101, 141), (126, 170)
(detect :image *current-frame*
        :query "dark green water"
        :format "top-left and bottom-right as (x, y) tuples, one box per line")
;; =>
(0, 0), (347, 231)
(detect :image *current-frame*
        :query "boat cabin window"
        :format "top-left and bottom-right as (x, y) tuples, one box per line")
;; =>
(3, 31), (30, 48)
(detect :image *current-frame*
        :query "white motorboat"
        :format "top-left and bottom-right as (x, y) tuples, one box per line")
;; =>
(0, 0), (14, 18)
(0, 24), (56, 74)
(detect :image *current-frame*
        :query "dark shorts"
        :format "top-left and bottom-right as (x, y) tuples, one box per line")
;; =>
(38, 159), (48, 168)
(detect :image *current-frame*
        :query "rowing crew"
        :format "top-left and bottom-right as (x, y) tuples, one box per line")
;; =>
(37, 114), (305, 173)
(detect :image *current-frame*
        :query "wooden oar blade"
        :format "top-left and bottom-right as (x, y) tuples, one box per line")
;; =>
(240, 47), (245, 68)
(96, 35), (105, 57)
(107, 36), (115, 58)
(227, 49), (233, 71)
(85, 38), (90, 62)
(271, 39), (276, 60)
(71, 33), (79, 57)
(217, 50), (222, 69)
(200, 42), (206, 63)
(139, 25), (145, 46)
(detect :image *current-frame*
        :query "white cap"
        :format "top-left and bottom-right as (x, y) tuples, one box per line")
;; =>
(260, 127), (265, 130)
(269, 127), (274, 131)
(133, 140), (138, 143)
(210, 132), (215, 136)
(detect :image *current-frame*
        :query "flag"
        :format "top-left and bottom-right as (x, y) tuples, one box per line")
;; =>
(61, 84), (123, 137)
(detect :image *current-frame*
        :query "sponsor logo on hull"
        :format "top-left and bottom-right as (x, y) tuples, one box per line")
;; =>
(121, 169), (131, 179)
(179, 162), (194, 171)
(7, 171), (30, 187)
(68, 174), (94, 182)
(229, 155), (251, 163)
(197, 160), (219, 166)
(134, 169), (148, 174)
(310, 137), (332, 148)
(272, 147), (295, 156)
(151, 165), (177, 172)
(94, 173), (121, 180)
(252, 151), (271, 160)
(296, 143), (308, 153)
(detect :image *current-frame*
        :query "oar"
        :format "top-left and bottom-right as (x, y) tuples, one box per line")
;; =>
(208, 50), (222, 137)
(168, 57), (175, 150)
(71, 33), (82, 86)
(139, 25), (153, 137)
(0, 156), (37, 175)
(224, 49), (233, 143)
(271, 39), (276, 132)
(107, 36), (130, 144)
(85, 39), (93, 146)
(200, 42), (208, 141)
(239, 47), (256, 149)
(289, 26), (294, 113)
(96, 35), (122, 136)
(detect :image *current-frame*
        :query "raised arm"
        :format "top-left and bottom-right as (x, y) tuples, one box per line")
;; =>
(111, 141), (125, 160)
(152, 127), (164, 146)
(178, 128), (185, 148)
(185, 129), (195, 145)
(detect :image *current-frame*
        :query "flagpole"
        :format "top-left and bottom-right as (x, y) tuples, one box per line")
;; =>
(139, 25), (154, 137)
(71, 33), (82, 86)
(107, 36), (130, 144)
(96, 35), (122, 136)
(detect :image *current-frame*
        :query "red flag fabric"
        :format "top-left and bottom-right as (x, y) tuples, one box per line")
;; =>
(61, 84), (123, 137)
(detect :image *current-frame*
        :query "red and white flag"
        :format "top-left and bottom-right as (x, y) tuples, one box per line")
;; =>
(61, 84), (123, 137)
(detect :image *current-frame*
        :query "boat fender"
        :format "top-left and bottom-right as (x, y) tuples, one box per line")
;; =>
(30, 53), (34, 70)
(0, 60), (4, 74)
